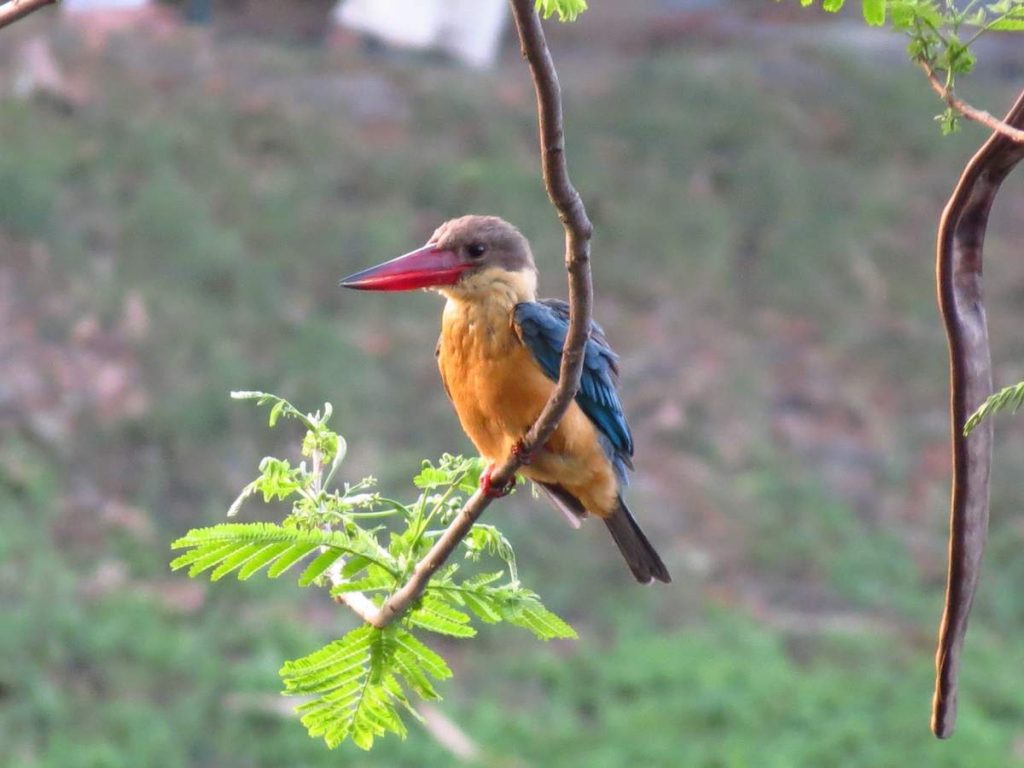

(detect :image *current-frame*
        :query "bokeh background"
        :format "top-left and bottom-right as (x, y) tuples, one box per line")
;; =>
(3, 1), (1024, 765)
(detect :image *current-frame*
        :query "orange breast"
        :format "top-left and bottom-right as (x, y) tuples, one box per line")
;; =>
(438, 299), (619, 517)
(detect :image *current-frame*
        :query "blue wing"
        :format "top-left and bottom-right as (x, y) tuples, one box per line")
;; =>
(512, 299), (634, 482)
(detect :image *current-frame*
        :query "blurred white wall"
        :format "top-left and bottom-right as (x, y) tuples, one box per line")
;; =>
(332, 0), (509, 69)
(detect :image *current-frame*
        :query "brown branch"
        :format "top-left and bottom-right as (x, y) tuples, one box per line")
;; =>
(0, 0), (57, 30)
(920, 60), (1024, 144)
(331, 0), (593, 630)
(932, 87), (1024, 739)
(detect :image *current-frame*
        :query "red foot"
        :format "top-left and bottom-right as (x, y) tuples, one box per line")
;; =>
(480, 463), (515, 498)
(511, 439), (533, 465)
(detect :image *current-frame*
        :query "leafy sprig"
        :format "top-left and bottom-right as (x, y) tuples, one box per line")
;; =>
(171, 392), (574, 750)
(788, 0), (1024, 133)
(535, 0), (588, 22)
(964, 379), (1024, 435)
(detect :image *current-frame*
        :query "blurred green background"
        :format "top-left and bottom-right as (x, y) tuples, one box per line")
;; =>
(3, 2), (1024, 765)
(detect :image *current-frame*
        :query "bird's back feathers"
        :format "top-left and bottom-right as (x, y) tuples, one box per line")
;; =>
(512, 299), (633, 483)
(513, 302), (670, 583)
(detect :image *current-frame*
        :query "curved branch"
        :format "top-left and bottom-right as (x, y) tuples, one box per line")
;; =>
(920, 60), (1024, 144)
(340, 0), (593, 629)
(0, 0), (57, 30)
(932, 88), (1024, 739)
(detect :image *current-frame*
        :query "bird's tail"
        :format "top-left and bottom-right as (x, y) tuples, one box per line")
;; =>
(604, 496), (671, 584)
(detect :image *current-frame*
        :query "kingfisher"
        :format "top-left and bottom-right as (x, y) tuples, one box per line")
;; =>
(341, 215), (670, 584)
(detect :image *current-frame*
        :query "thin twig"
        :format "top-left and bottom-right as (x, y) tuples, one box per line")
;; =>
(920, 59), (1024, 144)
(331, 0), (593, 630)
(0, 0), (57, 30)
(932, 87), (1024, 739)
(371, 0), (593, 627)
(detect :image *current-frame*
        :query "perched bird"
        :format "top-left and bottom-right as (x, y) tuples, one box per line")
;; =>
(341, 215), (670, 584)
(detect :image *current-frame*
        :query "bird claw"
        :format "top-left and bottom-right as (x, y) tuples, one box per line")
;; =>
(480, 463), (515, 498)
(511, 439), (533, 465)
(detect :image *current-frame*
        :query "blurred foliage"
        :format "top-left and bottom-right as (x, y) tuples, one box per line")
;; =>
(465, 618), (1024, 766)
(535, 0), (589, 21)
(1, 29), (1023, 768)
(789, 0), (1024, 132)
(967, 379), (1024, 436)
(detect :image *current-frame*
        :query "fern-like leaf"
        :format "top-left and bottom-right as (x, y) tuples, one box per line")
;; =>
(170, 523), (395, 581)
(330, 571), (394, 596)
(281, 625), (451, 750)
(534, 0), (588, 22)
(964, 380), (1024, 435)
(427, 579), (576, 640)
(407, 595), (476, 638)
(175, 392), (580, 752)
(502, 595), (577, 640)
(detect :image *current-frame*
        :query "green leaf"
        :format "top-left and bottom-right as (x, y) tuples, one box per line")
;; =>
(237, 541), (293, 579)
(232, 390), (321, 430)
(266, 542), (315, 578)
(209, 542), (264, 581)
(501, 595), (577, 640)
(862, 0), (885, 25)
(391, 630), (452, 682)
(330, 571), (394, 595)
(341, 554), (373, 578)
(282, 626), (449, 750)
(285, 628), (374, 685)
(461, 591), (503, 623)
(390, 630), (451, 700)
(298, 548), (345, 586)
(822, 0), (845, 12)
(187, 546), (242, 578)
(169, 541), (236, 575)
(171, 523), (392, 583)
(269, 399), (286, 427)
(965, 380), (1024, 434)
(990, 10), (1024, 29)
(462, 525), (518, 582)
(937, 107), (962, 135)
(413, 464), (451, 490)
(407, 596), (476, 638)
(965, 8), (988, 25)
(176, 391), (580, 751)
(461, 571), (504, 588)
(534, 0), (587, 22)
(940, 38), (975, 75)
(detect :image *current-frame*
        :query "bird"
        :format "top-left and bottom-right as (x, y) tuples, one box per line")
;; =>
(340, 215), (670, 584)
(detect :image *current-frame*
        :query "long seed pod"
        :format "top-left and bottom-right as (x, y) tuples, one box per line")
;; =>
(932, 89), (1024, 739)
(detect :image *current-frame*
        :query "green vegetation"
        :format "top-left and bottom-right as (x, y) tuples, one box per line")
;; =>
(536, 0), (589, 21)
(967, 379), (1024, 435)
(3, 30), (1024, 767)
(791, 0), (1024, 132)
(171, 392), (572, 749)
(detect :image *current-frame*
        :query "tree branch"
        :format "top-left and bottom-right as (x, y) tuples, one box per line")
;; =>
(0, 0), (57, 31)
(331, 0), (593, 629)
(920, 59), (1024, 144)
(932, 87), (1024, 739)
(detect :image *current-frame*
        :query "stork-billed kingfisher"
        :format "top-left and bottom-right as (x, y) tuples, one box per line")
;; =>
(341, 215), (670, 584)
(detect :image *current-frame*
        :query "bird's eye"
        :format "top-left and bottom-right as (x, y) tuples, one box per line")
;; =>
(466, 243), (487, 259)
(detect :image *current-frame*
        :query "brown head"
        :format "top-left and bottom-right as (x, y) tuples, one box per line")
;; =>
(340, 215), (537, 302)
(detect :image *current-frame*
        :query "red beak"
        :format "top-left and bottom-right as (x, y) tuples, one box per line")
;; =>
(340, 245), (468, 292)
